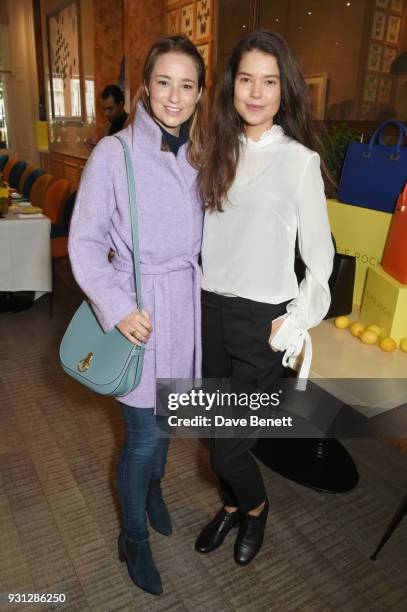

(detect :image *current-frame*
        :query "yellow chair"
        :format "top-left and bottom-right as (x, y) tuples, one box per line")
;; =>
(18, 164), (36, 194)
(29, 174), (53, 208)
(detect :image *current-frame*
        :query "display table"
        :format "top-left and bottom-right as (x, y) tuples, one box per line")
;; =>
(0, 210), (52, 300)
(252, 308), (407, 493)
(309, 308), (407, 415)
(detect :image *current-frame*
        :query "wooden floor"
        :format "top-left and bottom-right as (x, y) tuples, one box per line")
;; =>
(0, 260), (406, 612)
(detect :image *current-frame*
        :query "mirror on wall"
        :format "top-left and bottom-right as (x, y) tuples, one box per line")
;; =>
(216, 0), (407, 122)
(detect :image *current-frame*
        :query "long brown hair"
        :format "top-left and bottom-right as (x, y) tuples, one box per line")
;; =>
(200, 29), (332, 211)
(127, 35), (206, 168)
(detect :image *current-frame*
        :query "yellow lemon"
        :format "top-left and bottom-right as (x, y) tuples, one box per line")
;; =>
(399, 337), (407, 353)
(360, 330), (378, 345)
(334, 316), (350, 329)
(379, 337), (397, 352)
(366, 324), (381, 336)
(350, 321), (365, 337)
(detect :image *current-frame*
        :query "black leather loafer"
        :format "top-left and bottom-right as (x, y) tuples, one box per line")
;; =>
(195, 508), (241, 553)
(234, 498), (269, 565)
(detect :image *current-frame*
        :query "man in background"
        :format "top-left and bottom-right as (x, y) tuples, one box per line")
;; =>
(86, 84), (128, 150)
(101, 84), (128, 135)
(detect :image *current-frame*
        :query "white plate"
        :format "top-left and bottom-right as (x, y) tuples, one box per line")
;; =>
(18, 213), (44, 219)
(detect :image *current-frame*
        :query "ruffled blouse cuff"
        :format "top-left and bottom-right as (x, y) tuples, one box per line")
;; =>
(269, 315), (313, 391)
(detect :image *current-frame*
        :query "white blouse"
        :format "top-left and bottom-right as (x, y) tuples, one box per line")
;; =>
(201, 125), (335, 387)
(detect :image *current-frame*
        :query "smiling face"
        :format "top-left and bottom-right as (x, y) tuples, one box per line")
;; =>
(234, 49), (282, 141)
(144, 51), (201, 136)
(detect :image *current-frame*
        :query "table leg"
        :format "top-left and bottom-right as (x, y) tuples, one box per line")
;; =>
(370, 492), (407, 560)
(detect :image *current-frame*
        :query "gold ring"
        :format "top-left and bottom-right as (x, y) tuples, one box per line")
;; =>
(130, 330), (139, 339)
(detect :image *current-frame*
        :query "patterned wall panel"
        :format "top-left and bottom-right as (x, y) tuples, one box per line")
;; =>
(180, 3), (194, 38)
(197, 42), (209, 71)
(359, 0), (406, 120)
(163, 0), (214, 86)
(196, 0), (211, 40)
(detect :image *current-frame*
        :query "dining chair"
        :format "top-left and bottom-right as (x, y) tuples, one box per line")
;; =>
(2, 158), (18, 182)
(22, 168), (45, 200)
(18, 164), (36, 194)
(0, 154), (9, 171)
(8, 161), (27, 190)
(29, 173), (54, 208)
(49, 191), (77, 316)
(43, 179), (70, 224)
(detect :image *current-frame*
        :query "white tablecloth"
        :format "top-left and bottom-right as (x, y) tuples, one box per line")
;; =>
(0, 212), (52, 295)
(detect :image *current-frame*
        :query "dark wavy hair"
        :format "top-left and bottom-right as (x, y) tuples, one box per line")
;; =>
(199, 29), (331, 211)
(126, 35), (206, 168)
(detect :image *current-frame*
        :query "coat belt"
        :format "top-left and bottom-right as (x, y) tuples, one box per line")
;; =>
(113, 257), (201, 379)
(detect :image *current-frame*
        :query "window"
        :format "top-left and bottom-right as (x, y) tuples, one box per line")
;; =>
(52, 77), (65, 117)
(0, 26), (9, 148)
(0, 76), (8, 148)
(70, 78), (81, 117)
(85, 78), (95, 122)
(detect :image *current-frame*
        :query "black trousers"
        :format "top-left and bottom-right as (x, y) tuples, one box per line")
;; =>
(202, 289), (288, 513)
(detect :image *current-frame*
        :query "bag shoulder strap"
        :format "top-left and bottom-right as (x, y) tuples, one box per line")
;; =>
(114, 134), (143, 310)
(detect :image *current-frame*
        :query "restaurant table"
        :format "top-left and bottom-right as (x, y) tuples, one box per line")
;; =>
(0, 209), (52, 301)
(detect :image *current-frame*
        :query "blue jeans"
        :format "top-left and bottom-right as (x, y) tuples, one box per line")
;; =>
(117, 404), (170, 542)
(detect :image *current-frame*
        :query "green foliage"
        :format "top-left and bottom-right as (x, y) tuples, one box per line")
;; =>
(321, 124), (360, 198)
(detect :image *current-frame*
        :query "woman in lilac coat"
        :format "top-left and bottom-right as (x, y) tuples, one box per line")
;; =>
(68, 36), (205, 596)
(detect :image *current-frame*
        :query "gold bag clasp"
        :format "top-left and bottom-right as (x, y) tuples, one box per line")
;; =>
(77, 352), (93, 372)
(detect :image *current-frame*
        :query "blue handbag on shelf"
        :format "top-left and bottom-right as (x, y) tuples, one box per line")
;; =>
(59, 135), (145, 396)
(338, 119), (407, 213)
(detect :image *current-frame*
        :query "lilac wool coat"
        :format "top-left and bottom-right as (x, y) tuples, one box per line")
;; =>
(68, 103), (203, 408)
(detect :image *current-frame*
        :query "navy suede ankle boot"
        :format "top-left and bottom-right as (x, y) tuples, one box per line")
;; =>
(146, 479), (172, 536)
(118, 530), (163, 596)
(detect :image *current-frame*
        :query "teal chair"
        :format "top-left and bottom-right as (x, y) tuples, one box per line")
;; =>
(8, 161), (27, 189)
(22, 168), (45, 200)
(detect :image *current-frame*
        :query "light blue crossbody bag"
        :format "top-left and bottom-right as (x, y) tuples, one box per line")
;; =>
(59, 135), (145, 396)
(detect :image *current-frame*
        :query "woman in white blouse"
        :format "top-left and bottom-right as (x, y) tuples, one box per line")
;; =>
(196, 30), (335, 566)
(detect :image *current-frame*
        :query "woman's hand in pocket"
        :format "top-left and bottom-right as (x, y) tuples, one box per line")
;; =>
(269, 317), (285, 351)
(117, 309), (153, 345)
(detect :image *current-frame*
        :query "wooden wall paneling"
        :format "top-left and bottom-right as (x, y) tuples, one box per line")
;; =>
(32, 0), (46, 119)
(50, 158), (64, 181)
(39, 152), (52, 173)
(93, 0), (124, 138)
(39, 152), (86, 192)
(64, 162), (81, 191)
(123, 0), (164, 101)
